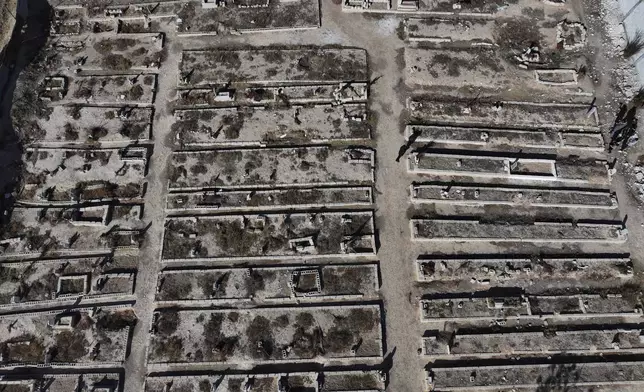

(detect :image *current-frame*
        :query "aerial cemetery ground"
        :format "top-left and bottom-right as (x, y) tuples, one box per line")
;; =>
(0, 0), (642, 390)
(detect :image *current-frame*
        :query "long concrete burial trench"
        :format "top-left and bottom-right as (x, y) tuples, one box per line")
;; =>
(423, 327), (644, 357)
(172, 103), (371, 148)
(408, 99), (600, 131)
(0, 372), (123, 391)
(404, 18), (496, 45)
(144, 371), (386, 392)
(154, 263), (380, 305)
(410, 219), (626, 243)
(174, 82), (369, 108)
(405, 125), (605, 152)
(416, 255), (633, 283)
(408, 151), (610, 185)
(168, 146), (375, 191)
(166, 186), (374, 213)
(411, 183), (617, 209)
(404, 47), (588, 93)
(419, 293), (643, 322)
(425, 361), (644, 391)
(179, 48), (369, 88)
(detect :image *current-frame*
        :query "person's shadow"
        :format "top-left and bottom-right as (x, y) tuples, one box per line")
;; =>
(395, 129), (422, 162)
(379, 346), (396, 388)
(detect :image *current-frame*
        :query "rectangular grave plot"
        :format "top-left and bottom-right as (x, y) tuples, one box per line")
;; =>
(416, 256), (633, 284)
(0, 256), (135, 308)
(536, 69), (578, 85)
(561, 131), (605, 149)
(179, 48), (368, 88)
(0, 373), (122, 392)
(411, 220), (625, 243)
(166, 187), (373, 212)
(0, 210), (145, 259)
(162, 212), (376, 260)
(421, 294), (642, 321)
(405, 47), (508, 89)
(172, 104), (370, 147)
(409, 153), (609, 184)
(57, 275), (90, 296)
(424, 328), (644, 356)
(420, 297), (530, 321)
(155, 263), (379, 303)
(176, 0), (321, 35)
(84, 1), (185, 19)
(53, 33), (166, 72)
(144, 371), (384, 392)
(19, 148), (147, 203)
(147, 305), (383, 364)
(530, 294), (642, 317)
(404, 126), (603, 151)
(28, 106), (153, 145)
(65, 75), (156, 105)
(405, 18), (495, 45)
(406, 125), (559, 149)
(168, 147), (374, 190)
(0, 307), (135, 366)
(279, 83), (369, 104)
(427, 362), (644, 391)
(411, 184), (617, 209)
(409, 98), (599, 130)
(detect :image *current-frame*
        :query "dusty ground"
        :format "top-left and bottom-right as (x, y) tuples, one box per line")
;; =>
(2, 0), (643, 390)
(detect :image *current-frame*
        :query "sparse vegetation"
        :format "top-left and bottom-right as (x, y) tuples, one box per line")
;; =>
(204, 314), (238, 361)
(128, 85), (145, 101)
(102, 54), (133, 71)
(624, 30), (644, 58)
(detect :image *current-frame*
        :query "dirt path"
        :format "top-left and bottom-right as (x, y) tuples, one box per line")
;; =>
(318, 8), (426, 391)
(123, 33), (178, 392)
(119, 4), (426, 389)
